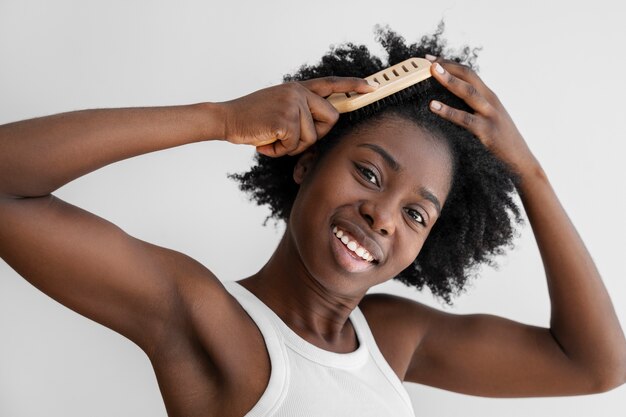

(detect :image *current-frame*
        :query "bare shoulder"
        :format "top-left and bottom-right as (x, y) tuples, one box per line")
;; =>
(359, 292), (439, 380)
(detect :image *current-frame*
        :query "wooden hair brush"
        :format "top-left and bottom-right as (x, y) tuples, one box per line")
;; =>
(257, 57), (432, 147)
(326, 57), (432, 114)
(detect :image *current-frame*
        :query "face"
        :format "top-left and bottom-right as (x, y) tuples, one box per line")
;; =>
(288, 115), (454, 295)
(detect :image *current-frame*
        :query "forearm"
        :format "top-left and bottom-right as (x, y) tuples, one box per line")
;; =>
(0, 103), (224, 198)
(517, 162), (626, 386)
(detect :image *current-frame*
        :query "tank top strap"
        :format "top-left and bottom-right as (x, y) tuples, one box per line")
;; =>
(349, 306), (414, 409)
(223, 280), (289, 417)
(224, 280), (413, 414)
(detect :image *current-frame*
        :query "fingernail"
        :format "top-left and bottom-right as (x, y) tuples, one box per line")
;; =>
(425, 54), (437, 62)
(367, 79), (379, 88)
(430, 101), (442, 111)
(435, 63), (445, 74)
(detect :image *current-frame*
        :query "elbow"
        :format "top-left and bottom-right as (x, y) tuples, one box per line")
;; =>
(587, 362), (626, 394)
(575, 339), (626, 394)
(590, 374), (625, 394)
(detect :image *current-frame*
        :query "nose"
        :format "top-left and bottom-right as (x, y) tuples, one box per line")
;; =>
(359, 200), (396, 236)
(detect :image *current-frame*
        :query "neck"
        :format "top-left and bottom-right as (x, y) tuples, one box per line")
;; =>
(239, 230), (364, 352)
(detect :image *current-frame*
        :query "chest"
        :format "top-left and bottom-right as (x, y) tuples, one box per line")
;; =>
(148, 286), (416, 416)
(258, 347), (415, 417)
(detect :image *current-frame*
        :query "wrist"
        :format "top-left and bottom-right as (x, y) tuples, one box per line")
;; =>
(192, 102), (227, 141)
(515, 158), (548, 196)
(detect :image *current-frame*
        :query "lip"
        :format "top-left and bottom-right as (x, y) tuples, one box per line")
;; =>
(331, 219), (384, 264)
(329, 230), (375, 273)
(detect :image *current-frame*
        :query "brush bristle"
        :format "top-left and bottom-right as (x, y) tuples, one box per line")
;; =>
(346, 78), (433, 122)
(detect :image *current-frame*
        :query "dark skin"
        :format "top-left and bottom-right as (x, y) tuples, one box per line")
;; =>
(0, 61), (625, 417)
(240, 115), (453, 349)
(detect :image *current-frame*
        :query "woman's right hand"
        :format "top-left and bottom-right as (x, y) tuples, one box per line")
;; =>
(218, 77), (376, 157)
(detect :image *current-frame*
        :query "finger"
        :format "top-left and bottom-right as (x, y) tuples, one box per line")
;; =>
(441, 62), (497, 102)
(430, 62), (492, 115)
(275, 130), (299, 155)
(266, 105), (302, 154)
(254, 124), (289, 148)
(288, 103), (318, 156)
(300, 76), (377, 97)
(257, 139), (292, 158)
(256, 143), (282, 158)
(428, 57), (494, 97)
(254, 137), (277, 147)
(426, 54), (484, 84)
(429, 99), (483, 134)
(442, 62), (489, 94)
(306, 92), (340, 138)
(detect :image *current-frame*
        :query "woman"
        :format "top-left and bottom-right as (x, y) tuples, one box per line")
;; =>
(1, 28), (624, 416)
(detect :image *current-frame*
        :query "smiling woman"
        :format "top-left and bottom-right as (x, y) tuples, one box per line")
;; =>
(1, 18), (625, 417)
(232, 27), (522, 303)
(290, 117), (454, 285)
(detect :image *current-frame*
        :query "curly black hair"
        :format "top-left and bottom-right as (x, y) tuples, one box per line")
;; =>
(231, 23), (523, 304)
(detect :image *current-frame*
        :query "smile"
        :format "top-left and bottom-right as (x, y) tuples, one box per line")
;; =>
(332, 225), (376, 263)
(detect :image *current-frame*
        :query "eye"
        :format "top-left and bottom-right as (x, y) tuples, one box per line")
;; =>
(356, 164), (379, 186)
(405, 208), (426, 226)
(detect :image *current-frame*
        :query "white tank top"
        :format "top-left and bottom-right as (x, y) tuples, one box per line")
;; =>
(224, 281), (416, 417)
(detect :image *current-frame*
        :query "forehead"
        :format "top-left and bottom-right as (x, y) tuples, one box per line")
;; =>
(330, 116), (454, 198)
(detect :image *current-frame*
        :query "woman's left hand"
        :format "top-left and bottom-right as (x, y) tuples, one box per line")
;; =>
(426, 56), (538, 175)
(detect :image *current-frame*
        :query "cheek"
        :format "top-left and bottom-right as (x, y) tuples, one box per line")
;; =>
(400, 242), (422, 268)
(388, 231), (427, 273)
(296, 162), (355, 213)
(287, 169), (339, 250)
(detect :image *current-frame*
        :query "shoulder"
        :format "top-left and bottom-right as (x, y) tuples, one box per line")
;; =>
(358, 292), (440, 380)
(359, 292), (440, 333)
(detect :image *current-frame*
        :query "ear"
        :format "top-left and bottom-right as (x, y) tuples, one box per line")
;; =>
(293, 150), (318, 185)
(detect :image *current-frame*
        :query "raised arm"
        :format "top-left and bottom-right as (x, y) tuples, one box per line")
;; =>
(0, 103), (229, 356)
(0, 78), (376, 354)
(396, 58), (626, 396)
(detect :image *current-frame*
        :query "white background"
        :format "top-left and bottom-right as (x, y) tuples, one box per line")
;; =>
(1, 0), (625, 416)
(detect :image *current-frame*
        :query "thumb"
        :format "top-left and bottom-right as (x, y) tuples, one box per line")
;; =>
(300, 76), (378, 97)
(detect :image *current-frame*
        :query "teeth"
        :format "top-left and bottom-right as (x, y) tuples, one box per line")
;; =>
(332, 225), (375, 263)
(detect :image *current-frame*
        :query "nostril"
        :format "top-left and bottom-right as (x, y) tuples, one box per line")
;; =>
(363, 213), (374, 226)
(380, 228), (389, 236)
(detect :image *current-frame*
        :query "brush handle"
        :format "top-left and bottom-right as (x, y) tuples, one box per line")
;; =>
(327, 57), (432, 113)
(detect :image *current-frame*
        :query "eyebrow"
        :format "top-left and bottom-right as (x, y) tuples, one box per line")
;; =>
(358, 143), (400, 171)
(419, 188), (442, 216)
(357, 142), (442, 216)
